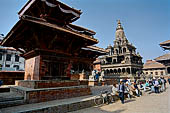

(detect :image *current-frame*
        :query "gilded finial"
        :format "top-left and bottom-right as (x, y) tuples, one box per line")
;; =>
(116, 20), (123, 30)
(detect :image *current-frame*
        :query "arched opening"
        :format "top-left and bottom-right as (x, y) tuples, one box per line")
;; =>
(122, 68), (125, 73)
(126, 68), (130, 74)
(118, 68), (121, 73)
(114, 69), (117, 73)
(167, 67), (170, 74)
(115, 49), (118, 54)
(113, 59), (116, 64)
(129, 49), (132, 53)
(123, 48), (126, 53)
(106, 69), (109, 74)
(110, 69), (113, 73)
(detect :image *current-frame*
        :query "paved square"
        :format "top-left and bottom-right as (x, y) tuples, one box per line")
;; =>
(70, 86), (170, 113)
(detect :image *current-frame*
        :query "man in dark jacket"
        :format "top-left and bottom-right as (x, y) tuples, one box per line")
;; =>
(118, 80), (125, 104)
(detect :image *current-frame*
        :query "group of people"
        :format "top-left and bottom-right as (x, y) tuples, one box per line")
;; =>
(139, 77), (167, 94)
(111, 79), (142, 104)
(111, 77), (169, 104)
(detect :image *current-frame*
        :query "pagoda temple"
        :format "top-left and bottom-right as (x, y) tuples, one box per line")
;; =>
(99, 20), (143, 77)
(1, 0), (106, 81)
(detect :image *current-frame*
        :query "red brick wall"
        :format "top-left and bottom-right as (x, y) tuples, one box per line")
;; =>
(16, 80), (80, 89)
(26, 86), (91, 103)
(0, 71), (24, 85)
(37, 81), (79, 88)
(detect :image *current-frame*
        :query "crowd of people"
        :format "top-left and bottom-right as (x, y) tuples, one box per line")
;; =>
(111, 77), (168, 104)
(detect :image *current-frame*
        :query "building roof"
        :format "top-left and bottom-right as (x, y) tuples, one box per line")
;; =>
(18, 0), (82, 23)
(1, 16), (98, 51)
(86, 46), (109, 53)
(143, 60), (165, 69)
(81, 46), (108, 56)
(160, 40), (170, 45)
(159, 40), (170, 50)
(154, 53), (170, 61)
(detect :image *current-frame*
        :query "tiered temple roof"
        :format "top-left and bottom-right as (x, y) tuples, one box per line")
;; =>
(155, 53), (170, 61)
(160, 40), (170, 50)
(1, 0), (99, 55)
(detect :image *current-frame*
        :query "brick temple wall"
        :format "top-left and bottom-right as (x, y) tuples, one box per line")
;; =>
(24, 86), (92, 103)
(0, 71), (24, 85)
(16, 80), (80, 89)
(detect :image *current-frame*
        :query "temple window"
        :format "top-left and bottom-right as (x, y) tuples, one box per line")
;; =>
(126, 57), (129, 61)
(0, 53), (2, 60)
(106, 57), (112, 64)
(115, 49), (118, 54)
(6, 54), (11, 61)
(123, 48), (126, 53)
(15, 55), (19, 62)
(113, 59), (116, 64)
(129, 49), (132, 53)
(155, 72), (158, 75)
(13, 65), (19, 70)
(5, 64), (10, 67)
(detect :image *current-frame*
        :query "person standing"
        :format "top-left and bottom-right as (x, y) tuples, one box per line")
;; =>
(154, 79), (159, 93)
(125, 82), (131, 99)
(160, 77), (165, 92)
(118, 80), (125, 104)
(163, 77), (167, 90)
(133, 82), (140, 97)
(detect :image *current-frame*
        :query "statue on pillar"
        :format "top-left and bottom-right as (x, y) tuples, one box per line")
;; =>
(89, 70), (96, 81)
(99, 70), (105, 81)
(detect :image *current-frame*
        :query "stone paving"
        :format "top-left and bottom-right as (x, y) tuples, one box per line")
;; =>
(70, 86), (170, 113)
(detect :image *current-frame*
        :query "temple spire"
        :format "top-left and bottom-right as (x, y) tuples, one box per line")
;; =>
(115, 20), (126, 40)
(116, 20), (123, 30)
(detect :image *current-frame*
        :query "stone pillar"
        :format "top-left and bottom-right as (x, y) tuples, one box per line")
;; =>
(24, 56), (41, 80)
(88, 73), (98, 86)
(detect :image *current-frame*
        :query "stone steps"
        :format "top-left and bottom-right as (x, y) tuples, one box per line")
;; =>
(0, 95), (96, 113)
(0, 99), (25, 108)
(0, 92), (24, 108)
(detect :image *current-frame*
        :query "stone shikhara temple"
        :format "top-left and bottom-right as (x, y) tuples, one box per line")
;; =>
(1, 0), (106, 104)
(99, 20), (143, 77)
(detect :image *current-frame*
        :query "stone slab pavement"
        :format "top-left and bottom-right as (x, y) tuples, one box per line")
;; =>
(70, 85), (170, 113)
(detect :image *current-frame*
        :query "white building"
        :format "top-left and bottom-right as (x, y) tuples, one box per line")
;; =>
(0, 35), (25, 71)
(143, 60), (166, 77)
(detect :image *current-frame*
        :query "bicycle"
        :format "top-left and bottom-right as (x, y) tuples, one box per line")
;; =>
(94, 91), (114, 106)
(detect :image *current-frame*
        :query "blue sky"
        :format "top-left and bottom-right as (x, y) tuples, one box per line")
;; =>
(0, 0), (169, 63)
